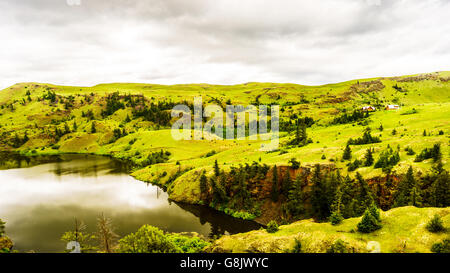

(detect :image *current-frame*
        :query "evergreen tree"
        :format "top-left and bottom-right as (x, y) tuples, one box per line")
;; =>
(426, 214), (445, 233)
(64, 122), (71, 134)
(329, 186), (344, 225)
(213, 160), (220, 177)
(91, 122), (96, 133)
(341, 175), (357, 218)
(289, 158), (300, 169)
(73, 120), (78, 131)
(342, 144), (352, 160)
(433, 170), (450, 207)
(282, 170), (292, 195)
(394, 166), (422, 207)
(199, 171), (208, 196)
(357, 204), (382, 233)
(364, 148), (374, 166)
(311, 164), (329, 219)
(286, 173), (305, 216)
(271, 165), (279, 202)
(355, 172), (374, 215)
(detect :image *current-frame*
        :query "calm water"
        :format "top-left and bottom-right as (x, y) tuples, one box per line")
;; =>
(0, 153), (260, 252)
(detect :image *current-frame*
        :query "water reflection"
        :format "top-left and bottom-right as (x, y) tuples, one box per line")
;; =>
(0, 153), (259, 252)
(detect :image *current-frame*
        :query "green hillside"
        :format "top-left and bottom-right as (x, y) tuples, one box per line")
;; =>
(207, 206), (450, 253)
(0, 71), (449, 225)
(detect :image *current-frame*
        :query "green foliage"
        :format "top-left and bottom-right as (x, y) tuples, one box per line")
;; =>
(166, 233), (210, 253)
(285, 173), (306, 217)
(394, 166), (422, 207)
(91, 121), (96, 133)
(433, 169), (450, 207)
(405, 146), (415, 155)
(200, 171), (209, 195)
(332, 110), (369, 125)
(357, 203), (382, 233)
(347, 131), (381, 145)
(311, 164), (329, 219)
(329, 211), (344, 225)
(329, 186), (344, 225)
(61, 231), (97, 253)
(0, 219), (6, 237)
(415, 143), (442, 162)
(102, 92), (125, 117)
(213, 160), (220, 176)
(289, 158), (300, 169)
(431, 238), (450, 253)
(364, 148), (374, 166)
(426, 214), (445, 233)
(347, 159), (361, 172)
(342, 144), (352, 160)
(326, 239), (350, 253)
(118, 225), (180, 253)
(141, 149), (171, 166)
(374, 145), (400, 170)
(290, 239), (302, 253)
(271, 165), (279, 202)
(266, 220), (279, 233)
(289, 119), (310, 147)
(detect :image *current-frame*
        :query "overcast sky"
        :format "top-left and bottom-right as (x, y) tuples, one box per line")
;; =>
(0, 0), (449, 89)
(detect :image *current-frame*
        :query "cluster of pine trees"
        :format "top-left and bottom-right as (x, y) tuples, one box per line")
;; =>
(199, 159), (450, 224)
(347, 130), (381, 145)
(200, 161), (272, 218)
(332, 109), (369, 125)
(140, 150), (171, 167)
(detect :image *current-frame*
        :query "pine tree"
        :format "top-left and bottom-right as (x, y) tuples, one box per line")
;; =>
(355, 172), (374, 215)
(214, 160), (220, 177)
(342, 144), (352, 160)
(394, 166), (422, 207)
(64, 122), (70, 134)
(426, 214), (445, 233)
(282, 170), (292, 195)
(357, 204), (382, 233)
(286, 173), (305, 216)
(433, 170), (450, 207)
(329, 186), (344, 225)
(311, 164), (329, 219)
(271, 165), (279, 202)
(73, 120), (78, 131)
(364, 148), (374, 166)
(200, 171), (208, 196)
(91, 122), (96, 133)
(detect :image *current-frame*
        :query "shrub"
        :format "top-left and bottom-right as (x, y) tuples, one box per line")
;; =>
(327, 239), (350, 253)
(118, 225), (179, 253)
(266, 220), (279, 233)
(290, 239), (302, 253)
(0, 219), (5, 237)
(357, 204), (382, 233)
(431, 238), (450, 253)
(426, 214), (445, 233)
(329, 211), (344, 225)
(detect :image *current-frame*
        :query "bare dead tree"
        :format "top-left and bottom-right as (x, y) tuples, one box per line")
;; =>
(96, 213), (118, 253)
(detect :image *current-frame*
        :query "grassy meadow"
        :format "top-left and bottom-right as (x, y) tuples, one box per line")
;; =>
(0, 71), (449, 253)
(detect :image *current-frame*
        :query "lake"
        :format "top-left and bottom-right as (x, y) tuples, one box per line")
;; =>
(0, 153), (260, 252)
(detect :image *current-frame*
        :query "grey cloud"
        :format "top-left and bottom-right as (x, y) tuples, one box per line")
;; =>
(0, 0), (449, 89)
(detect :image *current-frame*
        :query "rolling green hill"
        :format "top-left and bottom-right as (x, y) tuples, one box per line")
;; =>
(0, 71), (448, 225)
